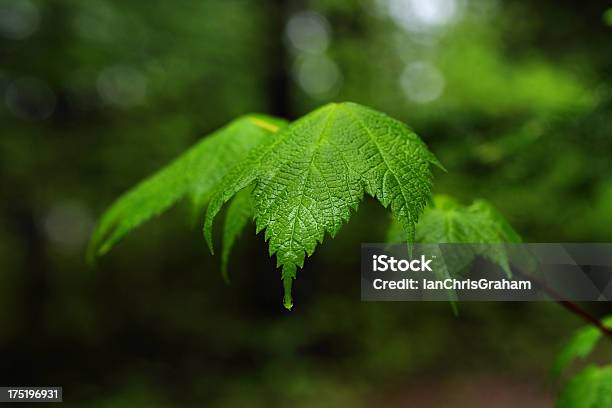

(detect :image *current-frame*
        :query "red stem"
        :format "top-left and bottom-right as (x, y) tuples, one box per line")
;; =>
(512, 266), (612, 337)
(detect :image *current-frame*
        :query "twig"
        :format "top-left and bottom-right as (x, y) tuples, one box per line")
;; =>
(557, 299), (612, 336)
(511, 266), (612, 337)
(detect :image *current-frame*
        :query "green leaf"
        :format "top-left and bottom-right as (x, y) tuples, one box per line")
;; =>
(413, 195), (521, 245)
(88, 114), (285, 261)
(221, 186), (253, 283)
(557, 365), (612, 408)
(552, 315), (612, 379)
(387, 195), (522, 309)
(604, 8), (612, 27)
(553, 328), (603, 380)
(389, 195), (521, 275)
(205, 102), (440, 309)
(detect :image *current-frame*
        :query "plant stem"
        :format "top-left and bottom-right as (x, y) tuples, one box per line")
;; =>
(557, 300), (612, 336)
(512, 266), (612, 337)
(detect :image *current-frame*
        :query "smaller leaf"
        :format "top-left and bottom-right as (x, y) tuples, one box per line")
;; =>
(552, 328), (603, 380)
(387, 195), (522, 310)
(413, 195), (521, 245)
(552, 315), (612, 379)
(389, 194), (521, 273)
(204, 131), (286, 254)
(557, 365), (612, 408)
(88, 114), (285, 261)
(221, 187), (253, 283)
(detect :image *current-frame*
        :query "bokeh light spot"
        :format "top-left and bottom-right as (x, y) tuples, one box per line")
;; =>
(387, 0), (459, 32)
(293, 55), (342, 99)
(44, 201), (94, 254)
(400, 61), (445, 103)
(286, 11), (331, 54)
(73, 0), (117, 43)
(0, 0), (39, 40)
(97, 66), (148, 109)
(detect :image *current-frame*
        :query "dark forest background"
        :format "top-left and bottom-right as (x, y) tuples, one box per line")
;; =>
(1, 0), (612, 406)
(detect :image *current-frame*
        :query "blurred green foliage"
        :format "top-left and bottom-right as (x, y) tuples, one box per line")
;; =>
(552, 316), (612, 380)
(1, 0), (611, 406)
(554, 316), (612, 407)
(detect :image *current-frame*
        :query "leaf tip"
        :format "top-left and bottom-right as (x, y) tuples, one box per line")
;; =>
(432, 158), (448, 173)
(85, 245), (97, 266)
(97, 241), (112, 258)
(282, 276), (294, 311)
(280, 262), (298, 310)
(222, 275), (231, 285)
(85, 235), (98, 262)
(220, 237), (232, 280)
(204, 217), (215, 255)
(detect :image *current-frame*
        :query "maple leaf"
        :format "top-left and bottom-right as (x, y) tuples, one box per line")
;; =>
(205, 102), (440, 309)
